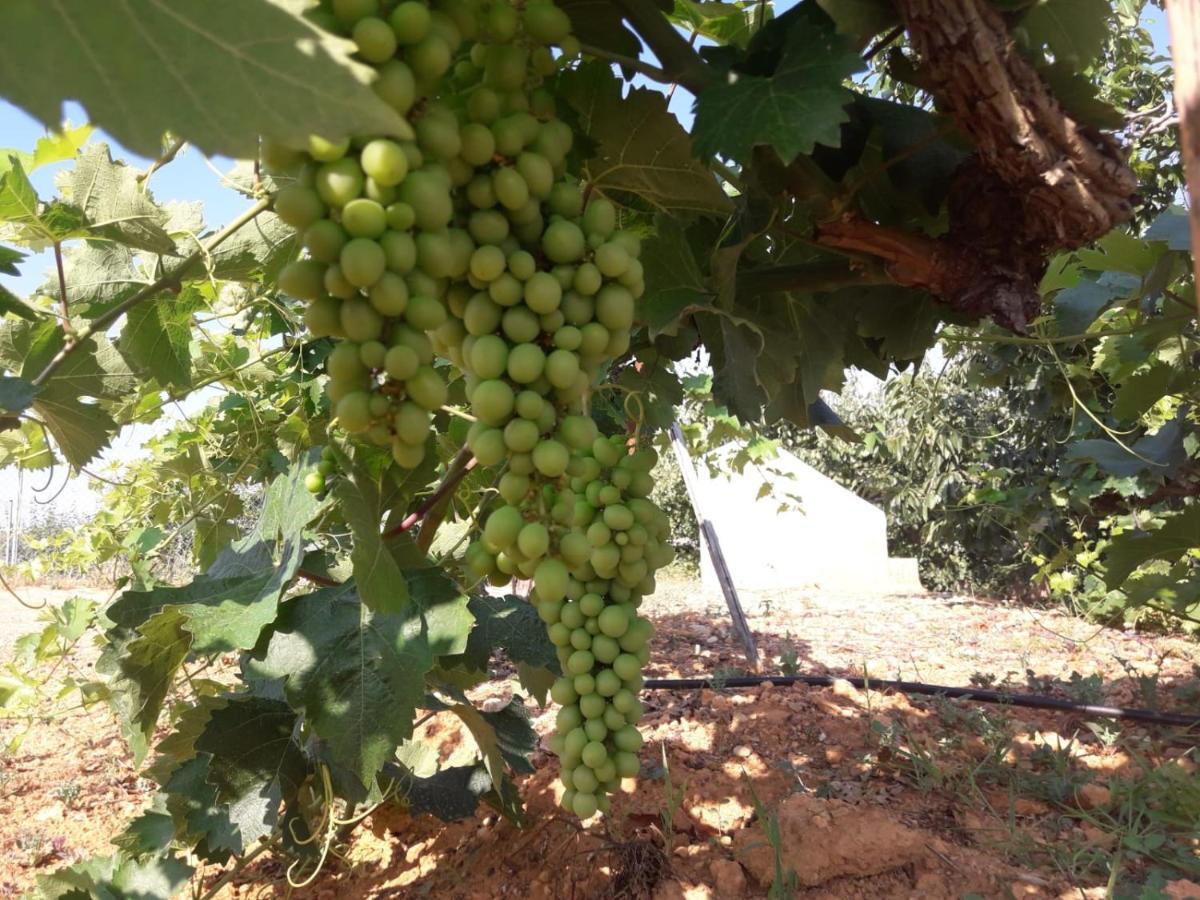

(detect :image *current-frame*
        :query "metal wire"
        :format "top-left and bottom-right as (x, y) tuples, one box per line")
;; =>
(641, 674), (1200, 728)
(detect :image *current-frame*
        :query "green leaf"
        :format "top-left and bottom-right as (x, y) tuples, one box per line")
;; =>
(815, 0), (898, 46)
(1104, 507), (1200, 589)
(38, 852), (193, 900)
(66, 144), (174, 253)
(1110, 363), (1174, 421)
(1037, 62), (1125, 130)
(0, 0), (410, 159)
(851, 287), (941, 361)
(0, 123), (93, 173)
(1020, 0), (1109, 66)
(162, 754), (242, 861)
(112, 810), (176, 858)
(117, 286), (200, 388)
(334, 455), (410, 614)
(1052, 271), (1140, 335)
(387, 762), (496, 822)
(99, 607), (192, 763)
(557, 0), (647, 58)
(516, 662), (557, 706)
(639, 215), (718, 338)
(558, 62), (731, 216)
(248, 583), (447, 790)
(692, 6), (863, 165)
(0, 243), (25, 274)
(458, 593), (559, 674)
(194, 696), (307, 849)
(0, 375), (35, 412)
(207, 211), (300, 283)
(672, 0), (768, 48)
(1066, 416), (1186, 478)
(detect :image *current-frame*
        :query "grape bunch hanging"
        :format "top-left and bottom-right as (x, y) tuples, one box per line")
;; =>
(267, 0), (675, 819)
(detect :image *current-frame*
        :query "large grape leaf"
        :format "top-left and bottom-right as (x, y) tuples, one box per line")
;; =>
(1103, 507), (1200, 590)
(64, 144), (174, 254)
(639, 215), (719, 338)
(385, 762), (497, 822)
(558, 62), (732, 216)
(815, 0), (897, 45)
(38, 852), (193, 900)
(117, 285), (201, 389)
(692, 5), (862, 165)
(194, 697), (307, 849)
(248, 578), (469, 790)
(0, 0), (409, 159)
(163, 754), (243, 860)
(456, 593), (559, 673)
(1065, 415), (1187, 479)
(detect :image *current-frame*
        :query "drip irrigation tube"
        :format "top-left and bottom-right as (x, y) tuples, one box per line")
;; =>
(642, 674), (1200, 728)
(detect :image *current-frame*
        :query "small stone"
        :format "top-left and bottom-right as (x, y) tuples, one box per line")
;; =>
(1075, 783), (1111, 810)
(709, 859), (747, 898)
(34, 802), (65, 822)
(733, 745), (752, 759)
(824, 747), (844, 764)
(1164, 879), (1200, 899)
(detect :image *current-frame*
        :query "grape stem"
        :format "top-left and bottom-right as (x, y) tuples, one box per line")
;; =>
(383, 447), (477, 539)
(31, 197), (272, 389)
(610, 0), (712, 92)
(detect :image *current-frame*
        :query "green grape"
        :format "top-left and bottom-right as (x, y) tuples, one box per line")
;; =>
(380, 230), (417, 273)
(303, 219), (347, 263)
(398, 171), (454, 230)
(503, 418), (539, 453)
(383, 344), (419, 380)
(304, 297), (343, 336)
(507, 250), (536, 280)
(469, 334), (508, 378)
(523, 2), (571, 43)
(308, 134), (351, 162)
(582, 196), (617, 238)
(523, 271), (562, 314)
(394, 401), (431, 445)
(315, 158), (366, 207)
(336, 392), (373, 432)
(338, 298), (382, 342)
(274, 185), (326, 229)
(353, 16), (397, 62)
(390, 0), (431, 42)
(514, 389), (544, 420)
(368, 271), (409, 316)
(406, 365), (447, 410)
(548, 181), (583, 218)
(409, 33), (452, 79)
(532, 439), (569, 477)
(392, 438), (426, 468)
(468, 87), (502, 125)
(596, 284), (635, 331)
(374, 59), (417, 113)
(542, 220), (585, 263)
(278, 259), (326, 300)
(501, 305), (539, 343)
(492, 166), (530, 210)
(415, 109), (463, 161)
(483, 43), (527, 91)
(484, 504), (523, 550)
(333, 0), (377, 24)
(498, 471), (531, 505)
(506, 343), (545, 383)
(468, 209), (509, 245)
(342, 198), (388, 239)
(579, 693), (605, 720)
(488, 272), (523, 306)
(305, 471), (326, 494)
(340, 238), (387, 287)
(471, 378), (515, 425)
(327, 342), (367, 381)
(469, 425), (508, 465)
(460, 122), (497, 167)
(544, 348), (580, 389)
(551, 678), (579, 707)
(517, 522), (550, 559)
(516, 152), (553, 198)
(463, 292), (503, 335)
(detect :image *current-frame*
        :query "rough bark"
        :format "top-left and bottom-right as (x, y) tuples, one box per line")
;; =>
(1166, 0), (1200, 317)
(813, 0), (1138, 333)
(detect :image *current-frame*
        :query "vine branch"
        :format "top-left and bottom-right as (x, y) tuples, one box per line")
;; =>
(736, 260), (891, 295)
(139, 137), (187, 185)
(31, 197), (271, 389)
(611, 0), (711, 93)
(52, 242), (69, 321)
(382, 446), (477, 539)
(578, 44), (671, 83)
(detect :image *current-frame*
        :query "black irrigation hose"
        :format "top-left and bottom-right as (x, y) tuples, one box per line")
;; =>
(642, 674), (1200, 729)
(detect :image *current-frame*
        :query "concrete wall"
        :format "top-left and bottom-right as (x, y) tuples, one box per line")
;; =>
(695, 448), (911, 594)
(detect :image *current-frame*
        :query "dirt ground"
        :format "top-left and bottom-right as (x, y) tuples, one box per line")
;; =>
(1, 576), (1198, 899)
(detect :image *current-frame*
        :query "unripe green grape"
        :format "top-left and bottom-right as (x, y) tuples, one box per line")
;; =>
(498, 471), (531, 504)
(303, 218), (348, 263)
(342, 198), (388, 239)
(405, 365), (447, 410)
(467, 87), (502, 124)
(373, 59), (417, 114)
(333, 0), (377, 23)
(547, 622), (571, 647)
(275, 185), (326, 229)
(494, 307), (534, 344)
(471, 378), (515, 425)
(336, 391), (373, 433)
(513, 390), (544, 420)
(336, 298), (381, 342)
(579, 693), (605, 720)
(517, 522), (550, 560)
(390, 0), (431, 42)
(353, 16), (397, 61)
(308, 134), (351, 163)
(469, 334), (508, 378)
(551, 677), (579, 707)
(278, 259), (326, 300)
(532, 438), (569, 477)
(577, 322), (609, 358)
(503, 417), (539, 453)
(382, 344), (418, 381)
(543, 348), (580, 390)
(503, 252), (532, 282)
(561, 292), (594, 326)
(522, 271), (561, 314)
(305, 471), (327, 494)
(415, 110), (462, 161)
(591, 633), (620, 664)
(516, 152), (554, 198)
(566, 649), (594, 676)
(305, 296), (343, 337)
(459, 122), (497, 167)
(328, 342), (367, 382)
(524, 1), (571, 43)
(405, 294), (448, 331)
(364, 272), (406, 316)
(506, 343), (545, 383)
(492, 167), (529, 210)
(559, 601), (584, 630)
(408, 33), (452, 79)
(379, 230), (417, 274)
(595, 284), (635, 331)
(558, 415), (598, 450)
(483, 504), (523, 551)
(340, 238), (387, 288)
(582, 196), (617, 239)
(547, 180), (582, 218)
(315, 158), (365, 207)
(488, 272), (523, 306)
(469, 425), (508, 465)
(463, 293), (503, 335)
(398, 171), (454, 230)
(483, 43), (527, 91)
(394, 401), (431, 445)
(535, 558), (569, 603)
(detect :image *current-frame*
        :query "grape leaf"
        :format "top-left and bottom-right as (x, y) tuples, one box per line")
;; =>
(0, 0), (409, 159)
(117, 285), (201, 388)
(1144, 209), (1191, 252)
(111, 810), (176, 858)
(1066, 416), (1187, 478)
(162, 754), (242, 861)
(1053, 271), (1140, 336)
(1, 123), (93, 174)
(815, 0), (898, 46)
(1020, 0), (1109, 66)
(692, 6), (862, 165)
(672, 0), (767, 48)
(194, 697), (307, 849)
(458, 593), (559, 673)
(0, 375), (35, 413)
(386, 762), (497, 822)
(558, 0), (647, 58)
(334, 454), (410, 614)
(1103, 506), (1200, 589)
(249, 582), (450, 790)
(0, 243), (25, 275)
(38, 852), (193, 900)
(65, 144), (174, 254)
(558, 62), (732, 216)
(639, 215), (717, 338)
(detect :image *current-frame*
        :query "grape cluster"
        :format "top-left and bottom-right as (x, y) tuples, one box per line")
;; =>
(465, 435), (673, 817)
(268, 0), (665, 818)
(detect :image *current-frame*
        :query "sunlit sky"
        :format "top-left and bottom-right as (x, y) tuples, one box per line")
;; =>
(0, 4), (1176, 529)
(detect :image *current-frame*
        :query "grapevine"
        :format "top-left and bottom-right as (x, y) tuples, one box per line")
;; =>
(268, 0), (671, 817)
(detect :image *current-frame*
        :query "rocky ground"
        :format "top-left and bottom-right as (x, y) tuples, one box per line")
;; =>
(1, 576), (1198, 899)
